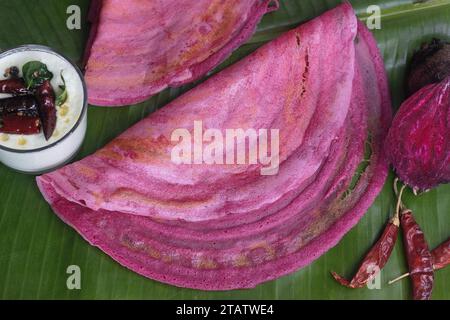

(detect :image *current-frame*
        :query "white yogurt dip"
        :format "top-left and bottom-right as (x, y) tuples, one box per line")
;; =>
(0, 45), (87, 173)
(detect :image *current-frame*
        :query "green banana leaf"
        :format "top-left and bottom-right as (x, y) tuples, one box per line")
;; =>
(0, 0), (449, 300)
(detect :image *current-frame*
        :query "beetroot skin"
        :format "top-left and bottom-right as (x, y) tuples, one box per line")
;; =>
(386, 76), (450, 191)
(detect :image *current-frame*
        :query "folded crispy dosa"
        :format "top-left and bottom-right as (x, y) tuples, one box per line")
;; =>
(84, 0), (278, 106)
(38, 4), (392, 290)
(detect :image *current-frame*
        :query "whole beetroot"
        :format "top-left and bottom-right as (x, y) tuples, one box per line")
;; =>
(385, 76), (450, 191)
(408, 39), (450, 95)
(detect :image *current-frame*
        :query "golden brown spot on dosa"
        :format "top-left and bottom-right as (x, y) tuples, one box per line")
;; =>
(293, 234), (306, 251)
(293, 203), (344, 251)
(120, 236), (138, 251)
(282, 83), (298, 125)
(96, 148), (124, 161)
(76, 164), (98, 179)
(196, 257), (218, 270)
(120, 235), (161, 260)
(145, 246), (161, 260)
(162, 255), (172, 264)
(249, 241), (276, 260)
(111, 188), (212, 209)
(282, 50), (310, 126)
(86, 190), (104, 206)
(97, 135), (171, 163)
(88, 0), (247, 89)
(233, 254), (251, 268)
(174, 1), (238, 69)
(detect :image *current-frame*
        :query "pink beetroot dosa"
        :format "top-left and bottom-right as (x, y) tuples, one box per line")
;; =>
(84, 0), (278, 106)
(38, 3), (392, 290)
(42, 3), (358, 222)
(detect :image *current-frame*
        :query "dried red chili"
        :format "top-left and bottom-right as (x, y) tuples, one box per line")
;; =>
(0, 95), (40, 116)
(0, 114), (40, 134)
(35, 80), (56, 140)
(0, 95), (41, 134)
(400, 209), (434, 300)
(431, 237), (450, 270)
(331, 215), (399, 288)
(0, 78), (29, 95)
(330, 181), (404, 288)
(390, 238), (450, 284)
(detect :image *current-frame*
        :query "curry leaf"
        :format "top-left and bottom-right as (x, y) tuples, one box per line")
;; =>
(22, 60), (53, 89)
(55, 72), (68, 106)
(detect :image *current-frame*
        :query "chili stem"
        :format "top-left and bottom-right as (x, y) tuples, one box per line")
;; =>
(388, 179), (408, 285)
(388, 272), (410, 285)
(394, 178), (406, 212)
